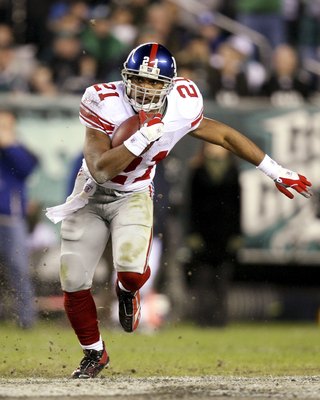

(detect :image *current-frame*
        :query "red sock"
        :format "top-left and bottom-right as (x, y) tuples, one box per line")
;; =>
(118, 266), (151, 292)
(64, 289), (100, 346)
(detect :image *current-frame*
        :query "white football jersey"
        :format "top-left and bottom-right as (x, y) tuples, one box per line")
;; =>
(79, 78), (203, 192)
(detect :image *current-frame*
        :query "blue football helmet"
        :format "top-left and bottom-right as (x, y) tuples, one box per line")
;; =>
(121, 42), (177, 112)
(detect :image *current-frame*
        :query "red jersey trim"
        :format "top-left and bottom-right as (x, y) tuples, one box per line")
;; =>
(144, 228), (153, 270)
(80, 102), (115, 133)
(80, 114), (106, 132)
(191, 109), (203, 128)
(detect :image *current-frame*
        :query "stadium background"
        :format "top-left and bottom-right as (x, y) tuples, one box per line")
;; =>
(3, 94), (318, 324)
(1, 0), (320, 324)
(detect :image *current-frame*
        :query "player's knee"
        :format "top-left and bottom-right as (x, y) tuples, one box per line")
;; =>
(60, 252), (91, 292)
(118, 266), (151, 292)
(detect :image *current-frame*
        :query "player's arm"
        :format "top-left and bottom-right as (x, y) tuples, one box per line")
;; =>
(84, 112), (164, 184)
(190, 117), (265, 165)
(190, 117), (312, 199)
(83, 127), (136, 184)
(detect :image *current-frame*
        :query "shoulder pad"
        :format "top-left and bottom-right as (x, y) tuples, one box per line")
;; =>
(172, 78), (203, 120)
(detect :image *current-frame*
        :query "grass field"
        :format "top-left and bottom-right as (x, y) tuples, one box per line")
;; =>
(1, 319), (320, 378)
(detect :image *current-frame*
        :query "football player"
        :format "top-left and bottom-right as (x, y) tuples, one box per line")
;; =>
(46, 42), (312, 378)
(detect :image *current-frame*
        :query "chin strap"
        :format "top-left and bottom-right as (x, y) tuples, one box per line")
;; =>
(46, 179), (96, 224)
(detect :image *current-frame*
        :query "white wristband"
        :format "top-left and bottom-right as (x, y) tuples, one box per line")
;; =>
(123, 130), (149, 156)
(257, 154), (281, 180)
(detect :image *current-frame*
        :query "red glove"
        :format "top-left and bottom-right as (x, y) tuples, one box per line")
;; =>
(138, 110), (163, 142)
(274, 171), (312, 199)
(258, 155), (312, 199)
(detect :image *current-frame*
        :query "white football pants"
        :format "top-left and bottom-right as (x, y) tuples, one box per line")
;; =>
(60, 172), (153, 292)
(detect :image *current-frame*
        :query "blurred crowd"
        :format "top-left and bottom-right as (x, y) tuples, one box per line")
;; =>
(0, 0), (320, 106)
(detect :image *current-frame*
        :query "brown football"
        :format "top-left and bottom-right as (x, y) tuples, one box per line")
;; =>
(111, 114), (140, 148)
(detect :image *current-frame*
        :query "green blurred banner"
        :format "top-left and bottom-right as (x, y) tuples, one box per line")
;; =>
(205, 101), (320, 265)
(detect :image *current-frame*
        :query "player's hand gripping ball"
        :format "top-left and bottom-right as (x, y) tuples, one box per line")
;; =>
(139, 110), (164, 142)
(111, 111), (164, 151)
(111, 114), (140, 148)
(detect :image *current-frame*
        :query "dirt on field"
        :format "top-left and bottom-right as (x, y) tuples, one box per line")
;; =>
(1, 376), (320, 400)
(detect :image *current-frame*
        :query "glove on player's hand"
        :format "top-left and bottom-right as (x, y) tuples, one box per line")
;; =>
(138, 110), (164, 143)
(274, 168), (312, 199)
(124, 111), (164, 156)
(257, 154), (312, 199)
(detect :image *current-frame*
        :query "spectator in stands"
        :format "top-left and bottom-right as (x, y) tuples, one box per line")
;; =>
(60, 54), (98, 94)
(260, 44), (313, 106)
(124, 0), (152, 28)
(42, 31), (83, 92)
(197, 11), (226, 55)
(80, 5), (129, 81)
(110, 6), (138, 48)
(28, 64), (58, 96)
(0, 109), (39, 328)
(206, 34), (267, 103)
(298, 0), (320, 62)
(176, 35), (211, 97)
(134, 29), (165, 48)
(206, 36), (250, 104)
(0, 23), (14, 47)
(142, 2), (191, 54)
(186, 142), (241, 327)
(235, 0), (287, 48)
(66, 152), (83, 197)
(0, 24), (36, 93)
(26, 199), (58, 279)
(47, 0), (89, 36)
(283, 0), (302, 47)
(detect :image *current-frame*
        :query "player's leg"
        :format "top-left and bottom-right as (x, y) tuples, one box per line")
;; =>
(111, 189), (153, 332)
(60, 197), (110, 378)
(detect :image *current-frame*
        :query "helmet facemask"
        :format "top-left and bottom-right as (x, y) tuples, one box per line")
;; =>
(122, 69), (174, 112)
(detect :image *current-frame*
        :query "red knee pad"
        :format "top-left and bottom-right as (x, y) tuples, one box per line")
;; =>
(118, 266), (151, 292)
